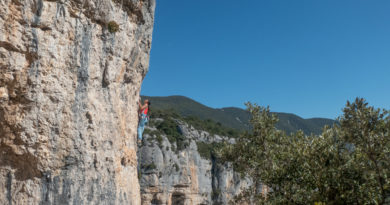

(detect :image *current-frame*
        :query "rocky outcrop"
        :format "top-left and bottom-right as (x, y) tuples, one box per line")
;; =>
(0, 0), (155, 204)
(139, 122), (251, 205)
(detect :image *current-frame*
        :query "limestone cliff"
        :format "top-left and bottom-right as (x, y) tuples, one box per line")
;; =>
(139, 121), (251, 205)
(0, 0), (155, 204)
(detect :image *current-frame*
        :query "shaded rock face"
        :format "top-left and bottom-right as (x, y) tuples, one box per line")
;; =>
(0, 0), (155, 204)
(139, 123), (251, 205)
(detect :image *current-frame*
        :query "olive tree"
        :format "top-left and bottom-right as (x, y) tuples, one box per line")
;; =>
(221, 98), (390, 204)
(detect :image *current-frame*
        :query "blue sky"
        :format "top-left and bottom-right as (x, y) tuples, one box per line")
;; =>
(141, 0), (390, 119)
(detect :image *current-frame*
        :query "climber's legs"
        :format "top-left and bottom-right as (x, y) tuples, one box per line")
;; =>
(137, 114), (147, 141)
(138, 123), (145, 140)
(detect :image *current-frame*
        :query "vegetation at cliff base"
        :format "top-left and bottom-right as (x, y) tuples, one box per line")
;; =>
(221, 98), (390, 204)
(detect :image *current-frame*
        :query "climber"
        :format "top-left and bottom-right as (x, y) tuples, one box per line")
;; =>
(137, 99), (150, 144)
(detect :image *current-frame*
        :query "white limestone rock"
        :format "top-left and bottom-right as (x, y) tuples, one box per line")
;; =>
(0, 0), (155, 204)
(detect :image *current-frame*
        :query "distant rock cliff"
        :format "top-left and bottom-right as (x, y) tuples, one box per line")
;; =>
(139, 121), (251, 205)
(0, 0), (155, 204)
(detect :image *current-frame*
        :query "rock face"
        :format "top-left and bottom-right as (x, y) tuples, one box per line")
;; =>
(0, 0), (155, 204)
(139, 122), (251, 205)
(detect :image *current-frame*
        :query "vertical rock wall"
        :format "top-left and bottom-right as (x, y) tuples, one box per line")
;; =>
(0, 0), (155, 204)
(139, 123), (251, 205)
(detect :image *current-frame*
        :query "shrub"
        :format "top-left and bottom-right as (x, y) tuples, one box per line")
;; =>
(157, 118), (181, 140)
(142, 162), (156, 170)
(146, 136), (154, 143)
(196, 141), (224, 160)
(174, 163), (179, 172)
(143, 128), (151, 135)
(156, 117), (187, 151)
(107, 21), (119, 33)
(156, 134), (163, 147)
(196, 141), (212, 159)
(212, 188), (221, 199)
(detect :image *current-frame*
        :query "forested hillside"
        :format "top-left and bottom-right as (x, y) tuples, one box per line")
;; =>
(142, 95), (336, 135)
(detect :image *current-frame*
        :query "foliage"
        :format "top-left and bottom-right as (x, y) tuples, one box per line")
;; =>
(156, 134), (163, 146)
(144, 129), (160, 137)
(185, 116), (240, 138)
(150, 109), (241, 138)
(142, 95), (252, 131)
(196, 141), (224, 160)
(148, 108), (240, 155)
(144, 129), (163, 148)
(107, 21), (119, 33)
(156, 117), (187, 151)
(212, 188), (222, 200)
(148, 109), (187, 151)
(142, 162), (156, 170)
(174, 163), (179, 172)
(196, 141), (213, 159)
(157, 117), (182, 140)
(221, 98), (390, 204)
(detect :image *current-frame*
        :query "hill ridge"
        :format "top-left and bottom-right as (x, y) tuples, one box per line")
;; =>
(142, 95), (335, 135)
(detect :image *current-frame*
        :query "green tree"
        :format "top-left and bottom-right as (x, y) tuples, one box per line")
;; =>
(221, 98), (390, 204)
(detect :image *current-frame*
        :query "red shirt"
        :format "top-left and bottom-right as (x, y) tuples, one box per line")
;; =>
(142, 107), (148, 115)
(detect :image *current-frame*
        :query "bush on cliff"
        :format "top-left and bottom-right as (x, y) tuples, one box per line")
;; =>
(156, 117), (187, 150)
(107, 21), (119, 33)
(196, 141), (224, 160)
